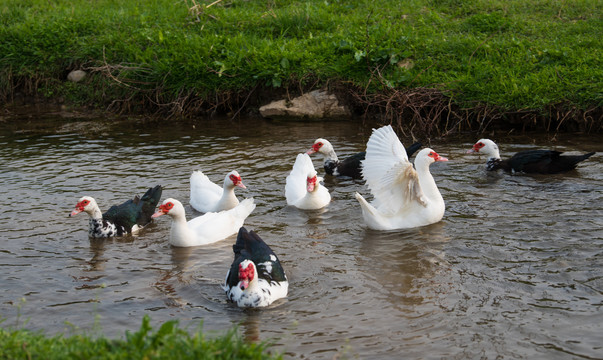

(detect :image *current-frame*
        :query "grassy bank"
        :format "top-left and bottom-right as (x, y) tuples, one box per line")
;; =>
(0, 315), (281, 360)
(0, 0), (601, 133)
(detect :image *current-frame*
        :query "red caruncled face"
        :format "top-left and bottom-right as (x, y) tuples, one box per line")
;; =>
(472, 142), (485, 152)
(159, 202), (174, 213)
(427, 151), (448, 162)
(238, 262), (255, 290)
(306, 175), (317, 192)
(76, 199), (90, 211)
(229, 174), (243, 186)
(311, 142), (323, 152)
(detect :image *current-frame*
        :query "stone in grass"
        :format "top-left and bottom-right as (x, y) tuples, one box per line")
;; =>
(260, 90), (351, 120)
(67, 70), (87, 83)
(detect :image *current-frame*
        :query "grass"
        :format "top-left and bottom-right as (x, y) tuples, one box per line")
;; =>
(0, 0), (601, 131)
(0, 315), (281, 360)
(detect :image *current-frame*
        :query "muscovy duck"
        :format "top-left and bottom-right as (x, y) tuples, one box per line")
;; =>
(151, 198), (255, 247)
(223, 227), (288, 308)
(69, 185), (163, 238)
(285, 153), (331, 210)
(355, 125), (448, 230)
(190, 170), (246, 213)
(468, 138), (595, 174)
(307, 138), (422, 179)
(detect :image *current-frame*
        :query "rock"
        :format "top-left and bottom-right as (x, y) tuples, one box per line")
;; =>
(259, 90), (351, 119)
(67, 70), (87, 83)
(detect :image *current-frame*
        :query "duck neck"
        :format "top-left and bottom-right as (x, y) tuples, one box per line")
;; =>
(486, 148), (501, 162)
(218, 185), (238, 209)
(322, 148), (338, 162)
(245, 272), (260, 292)
(415, 161), (441, 201)
(88, 206), (103, 220)
(169, 213), (194, 247)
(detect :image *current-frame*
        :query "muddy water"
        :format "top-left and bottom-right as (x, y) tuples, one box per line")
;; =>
(0, 114), (601, 359)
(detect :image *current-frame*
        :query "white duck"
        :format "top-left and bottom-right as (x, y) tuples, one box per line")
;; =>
(190, 170), (246, 213)
(151, 198), (255, 247)
(285, 153), (331, 210)
(354, 125), (448, 230)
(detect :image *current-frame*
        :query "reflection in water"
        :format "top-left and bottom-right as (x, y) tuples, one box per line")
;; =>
(87, 238), (109, 272)
(152, 246), (198, 308)
(85, 236), (137, 272)
(241, 311), (261, 343)
(359, 222), (451, 308)
(170, 246), (196, 274)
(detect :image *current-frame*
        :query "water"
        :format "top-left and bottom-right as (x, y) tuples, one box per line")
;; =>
(1, 113), (602, 359)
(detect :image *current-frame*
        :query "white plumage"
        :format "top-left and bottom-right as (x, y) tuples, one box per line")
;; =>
(190, 170), (246, 213)
(152, 198), (255, 247)
(355, 125), (448, 230)
(285, 153), (331, 210)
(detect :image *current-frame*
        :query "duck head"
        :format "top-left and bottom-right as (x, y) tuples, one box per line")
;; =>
(468, 139), (500, 159)
(152, 198), (185, 219)
(307, 138), (337, 160)
(414, 148), (448, 168)
(70, 196), (101, 218)
(238, 259), (257, 291)
(306, 170), (320, 193)
(225, 170), (246, 189)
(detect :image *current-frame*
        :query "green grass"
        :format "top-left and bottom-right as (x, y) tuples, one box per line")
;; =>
(0, 315), (281, 360)
(0, 0), (601, 120)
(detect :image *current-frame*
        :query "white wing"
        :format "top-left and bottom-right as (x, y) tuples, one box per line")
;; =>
(190, 170), (223, 212)
(361, 125), (426, 213)
(285, 153), (315, 204)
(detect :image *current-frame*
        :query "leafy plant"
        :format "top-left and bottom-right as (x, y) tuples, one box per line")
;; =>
(0, 315), (281, 360)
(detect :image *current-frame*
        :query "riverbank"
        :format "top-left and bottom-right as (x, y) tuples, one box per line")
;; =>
(1, 0), (601, 134)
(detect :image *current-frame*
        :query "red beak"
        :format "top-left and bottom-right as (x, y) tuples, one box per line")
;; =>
(239, 280), (249, 291)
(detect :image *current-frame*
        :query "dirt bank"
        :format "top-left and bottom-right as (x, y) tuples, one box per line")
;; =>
(2, 81), (601, 136)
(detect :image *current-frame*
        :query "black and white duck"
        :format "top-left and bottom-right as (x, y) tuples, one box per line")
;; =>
(69, 185), (162, 238)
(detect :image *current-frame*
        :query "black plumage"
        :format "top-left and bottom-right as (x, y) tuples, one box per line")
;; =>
(226, 227), (287, 289)
(323, 151), (365, 178)
(489, 150), (595, 174)
(470, 139), (595, 175)
(103, 185), (163, 232)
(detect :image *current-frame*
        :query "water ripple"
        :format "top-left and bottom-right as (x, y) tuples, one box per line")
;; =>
(0, 119), (601, 358)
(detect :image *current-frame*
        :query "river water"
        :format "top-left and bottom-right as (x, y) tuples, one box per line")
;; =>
(1, 111), (602, 359)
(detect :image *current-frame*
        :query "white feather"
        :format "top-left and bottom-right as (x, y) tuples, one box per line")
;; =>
(356, 126), (446, 230)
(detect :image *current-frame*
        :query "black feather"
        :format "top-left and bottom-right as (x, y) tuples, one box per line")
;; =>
(405, 142), (422, 158)
(494, 150), (595, 174)
(102, 185), (163, 232)
(227, 227), (287, 288)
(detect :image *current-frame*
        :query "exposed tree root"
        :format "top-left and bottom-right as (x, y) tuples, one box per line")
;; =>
(1, 70), (600, 136)
(348, 83), (601, 136)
